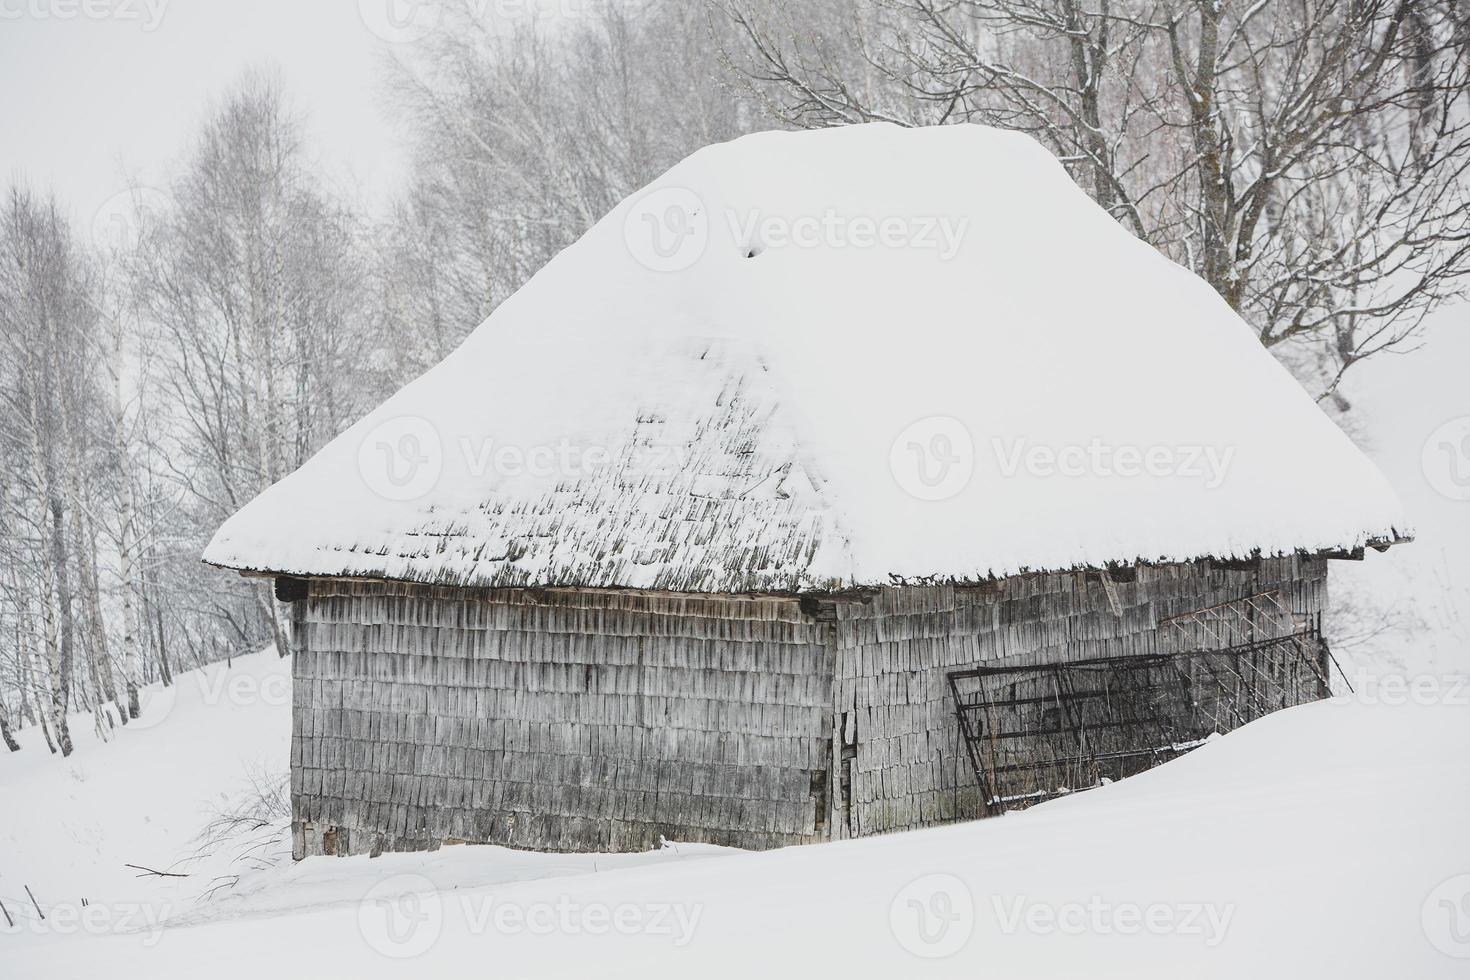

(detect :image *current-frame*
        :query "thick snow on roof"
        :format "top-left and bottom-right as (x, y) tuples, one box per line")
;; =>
(204, 123), (1407, 592)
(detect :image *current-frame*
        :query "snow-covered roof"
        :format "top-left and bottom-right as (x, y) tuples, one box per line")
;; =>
(204, 123), (1408, 593)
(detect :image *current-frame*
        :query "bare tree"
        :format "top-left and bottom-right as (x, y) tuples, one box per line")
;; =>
(377, 0), (761, 363)
(127, 71), (372, 660)
(724, 0), (1470, 397)
(0, 186), (112, 756)
(0, 72), (383, 752)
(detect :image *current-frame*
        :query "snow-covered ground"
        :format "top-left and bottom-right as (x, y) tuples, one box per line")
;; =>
(3, 686), (1467, 978)
(0, 648), (293, 916)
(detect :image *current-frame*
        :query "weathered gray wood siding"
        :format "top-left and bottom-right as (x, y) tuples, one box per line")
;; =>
(291, 581), (832, 857)
(825, 557), (1328, 839)
(289, 557), (1327, 856)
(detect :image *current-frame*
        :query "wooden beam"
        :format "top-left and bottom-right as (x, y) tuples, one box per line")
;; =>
(274, 576), (308, 603)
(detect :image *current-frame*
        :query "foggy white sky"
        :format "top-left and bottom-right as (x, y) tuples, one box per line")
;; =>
(0, 0), (412, 229)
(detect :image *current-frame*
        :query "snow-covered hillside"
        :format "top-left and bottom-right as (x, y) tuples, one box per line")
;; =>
(0, 648), (292, 917)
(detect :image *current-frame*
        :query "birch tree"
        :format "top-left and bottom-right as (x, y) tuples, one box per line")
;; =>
(128, 71), (372, 659)
(0, 186), (111, 755)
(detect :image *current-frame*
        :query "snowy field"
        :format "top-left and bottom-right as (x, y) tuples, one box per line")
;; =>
(3, 305), (1467, 978)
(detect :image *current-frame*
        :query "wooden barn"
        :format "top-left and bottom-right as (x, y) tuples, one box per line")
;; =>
(205, 124), (1407, 858)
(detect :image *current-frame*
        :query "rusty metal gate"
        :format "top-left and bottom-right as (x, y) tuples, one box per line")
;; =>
(947, 610), (1338, 815)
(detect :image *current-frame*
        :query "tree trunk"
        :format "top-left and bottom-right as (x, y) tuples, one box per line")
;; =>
(153, 580), (173, 688)
(38, 707), (57, 755)
(18, 668), (37, 727)
(80, 512), (122, 730)
(120, 559), (142, 718)
(29, 626), (59, 753)
(0, 701), (20, 752)
(110, 310), (143, 720)
(116, 477), (142, 719)
(267, 590), (291, 659)
(22, 329), (73, 756)
(45, 498), (75, 757)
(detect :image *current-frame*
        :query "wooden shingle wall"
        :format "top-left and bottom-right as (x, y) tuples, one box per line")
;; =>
(826, 557), (1328, 838)
(291, 580), (833, 857)
(290, 557), (1328, 856)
